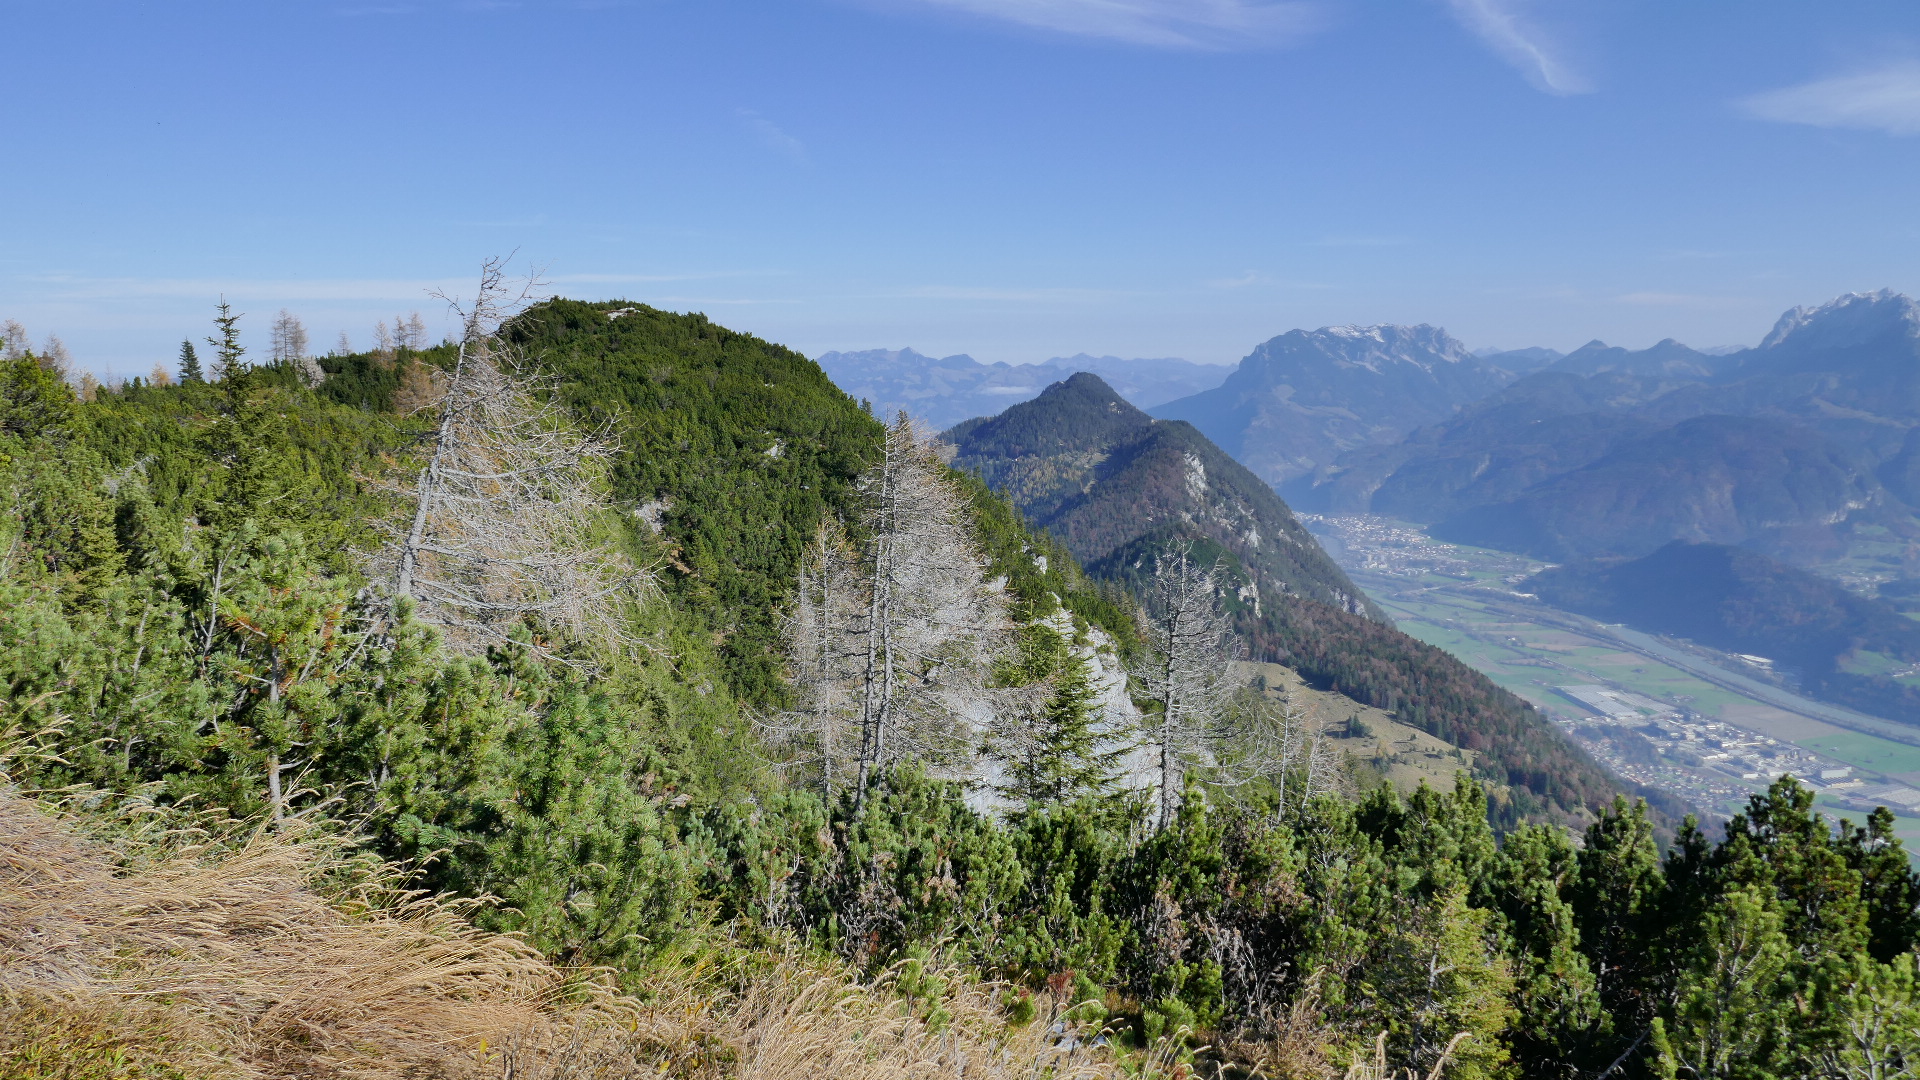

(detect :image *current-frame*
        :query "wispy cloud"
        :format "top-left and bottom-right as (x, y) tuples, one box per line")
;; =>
(649, 296), (802, 306)
(1443, 0), (1590, 95)
(1740, 62), (1920, 136)
(22, 274), (468, 303)
(737, 109), (806, 161)
(1653, 249), (1730, 262)
(1614, 291), (1752, 311)
(872, 0), (1320, 49)
(901, 284), (1114, 302)
(1206, 271), (1268, 289)
(1202, 270), (1331, 290)
(552, 270), (787, 285)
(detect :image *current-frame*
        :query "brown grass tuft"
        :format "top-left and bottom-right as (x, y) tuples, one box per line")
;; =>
(0, 792), (626, 1076)
(0, 790), (1146, 1078)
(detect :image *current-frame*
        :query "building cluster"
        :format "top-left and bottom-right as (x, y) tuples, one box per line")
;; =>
(1551, 687), (1920, 816)
(1301, 515), (1509, 579)
(1633, 714), (1850, 786)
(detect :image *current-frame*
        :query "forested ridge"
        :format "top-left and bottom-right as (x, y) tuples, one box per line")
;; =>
(3, 298), (1920, 1078)
(951, 373), (1631, 827)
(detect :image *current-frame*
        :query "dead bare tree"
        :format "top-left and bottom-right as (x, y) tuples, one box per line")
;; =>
(39, 335), (72, 380)
(381, 257), (648, 661)
(850, 415), (1013, 806)
(1, 320), (27, 360)
(1131, 544), (1237, 831)
(1216, 684), (1348, 816)
(770, 519), (870, 794)
(269, 310), (323, 386)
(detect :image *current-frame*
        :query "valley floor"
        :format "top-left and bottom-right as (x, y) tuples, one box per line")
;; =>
(1306, 515), (1920, 846)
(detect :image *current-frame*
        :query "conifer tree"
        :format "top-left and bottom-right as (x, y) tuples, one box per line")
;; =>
(199, 356), (297, 533)
(206, 299), (245, 380)
(995, 629), (1125, 811)
(1571, 796), (1667, 1061)
(1490, 823), (1606, 1077)
(1360, 883), (1518, 1080)
(1649, 886), (1794, 1080)
(178, 338), (204, 382)
(1804, 951), (1920, 1078)
(1840, 805), (1920, 962)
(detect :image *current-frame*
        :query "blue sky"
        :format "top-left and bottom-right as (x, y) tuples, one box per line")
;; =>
(7, 0), (1920, 378)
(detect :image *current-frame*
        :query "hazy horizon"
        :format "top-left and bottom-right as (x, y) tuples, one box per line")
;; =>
(7, 1), (1920, 378)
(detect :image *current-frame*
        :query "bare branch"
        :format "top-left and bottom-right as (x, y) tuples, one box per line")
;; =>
(375, 258), (651, 664)
(1130, 543), (1238, 830)
(775, 415), (1014, 802)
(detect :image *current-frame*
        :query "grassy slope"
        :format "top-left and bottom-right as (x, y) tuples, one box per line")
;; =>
(0, 788), (1122, 1080)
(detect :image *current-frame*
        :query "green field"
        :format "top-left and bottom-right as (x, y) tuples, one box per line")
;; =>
(1315, 519), (1920, 863)
(1812, 791), (1920, 851)
(1376, 591), (1750, 720)
(1799, 732), (1920, 775)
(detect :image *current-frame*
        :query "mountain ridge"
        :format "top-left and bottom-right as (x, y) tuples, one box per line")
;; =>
(816, 346), (1227, 430)
(946, 372), (1627, 822)
(1291, 290), (1920, 565)
(1150, 323), (1528, 486)
(948, 372), (1377, 618)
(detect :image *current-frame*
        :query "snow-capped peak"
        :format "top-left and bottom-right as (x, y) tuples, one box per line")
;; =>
(1760, 289), (1920, 352)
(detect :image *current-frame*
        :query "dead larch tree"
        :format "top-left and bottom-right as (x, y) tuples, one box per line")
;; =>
(1132, 543), (1237, 831)
(384, 258), (646, 660)
(775, 415), (1011, 804)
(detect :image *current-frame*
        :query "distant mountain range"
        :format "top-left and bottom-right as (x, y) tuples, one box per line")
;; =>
(1150, 326), (1555, 486)
(814, 347), (1228, 431)
(825, 289), (1920, 583)
(1529, 542), (1920, 727)
(943, 373), (1628, 823)
(1286, 290), (1920, 565)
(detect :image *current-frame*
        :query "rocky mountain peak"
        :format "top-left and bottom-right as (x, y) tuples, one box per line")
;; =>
(1254, 323), (1474, 375)
(1759, 289), (1920, 353)
(941, 372), (1154, 459)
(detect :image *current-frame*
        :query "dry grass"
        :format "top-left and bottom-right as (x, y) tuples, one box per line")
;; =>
(0, 791), (611, 1077)
(1337, 1032), (1471, 1080)
(0, 788), (1143, 1079)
